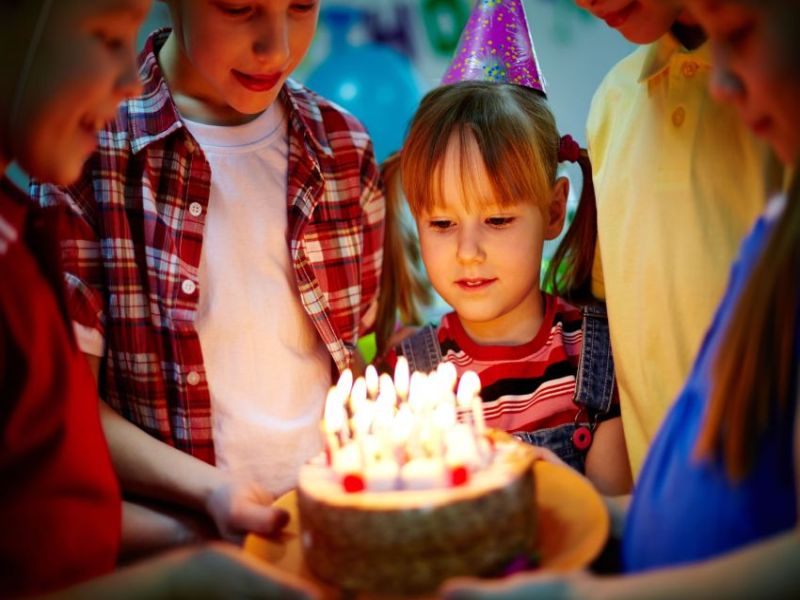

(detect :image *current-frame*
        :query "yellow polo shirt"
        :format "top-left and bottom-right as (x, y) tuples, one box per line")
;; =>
(588, 34), (768, 477)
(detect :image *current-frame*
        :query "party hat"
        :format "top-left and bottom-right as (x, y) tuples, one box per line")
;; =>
(442, 0), (546, 95)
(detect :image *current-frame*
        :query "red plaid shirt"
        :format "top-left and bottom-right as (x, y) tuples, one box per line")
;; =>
(32, 30), (385, 464)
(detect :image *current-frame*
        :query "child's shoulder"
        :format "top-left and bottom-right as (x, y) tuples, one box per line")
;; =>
(548, 294), (584, 329)
(283, 79), (373, 155)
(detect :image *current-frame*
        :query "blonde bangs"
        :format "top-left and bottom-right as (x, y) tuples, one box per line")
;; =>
(400, 82), (557, 217)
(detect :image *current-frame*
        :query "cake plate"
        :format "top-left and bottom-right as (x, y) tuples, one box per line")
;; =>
(244, 460), (610, 599)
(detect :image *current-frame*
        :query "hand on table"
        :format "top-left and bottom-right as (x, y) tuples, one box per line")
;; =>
(206, 480), (289, 543)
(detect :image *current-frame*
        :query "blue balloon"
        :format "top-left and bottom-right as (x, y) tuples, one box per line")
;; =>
(305, 7), (423, 163)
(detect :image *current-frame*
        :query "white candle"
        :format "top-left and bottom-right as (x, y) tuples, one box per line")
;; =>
(437, 361), (458, 394)
(394, 356), (410, 401)
(445, 424), (481, 470)
(365, 364), (380, 400)
(400, 457), (446, 490)
(364, 459), (400, 491)
(349, 376), (368, 417)
(336, 368), (354, 399)
(333, 440), (362, 476)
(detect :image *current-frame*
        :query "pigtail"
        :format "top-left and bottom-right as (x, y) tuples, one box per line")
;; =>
(374, 152), (433, 357)
(544, 145), (598, 304)
(696, 166), (800, 480)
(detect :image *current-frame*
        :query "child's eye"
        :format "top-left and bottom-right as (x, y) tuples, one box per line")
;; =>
(485, 216), (515, 227)
(291, 1), (318, 13)
(428, 219), (455, 231)
(93, 30), (127, 52)
(217, 2), (253, 17)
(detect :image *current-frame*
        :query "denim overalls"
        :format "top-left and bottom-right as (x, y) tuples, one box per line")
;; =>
(398, 303), (616, 472)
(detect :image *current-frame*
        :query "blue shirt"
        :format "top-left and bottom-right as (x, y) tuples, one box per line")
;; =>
(624, 198), (797, 572)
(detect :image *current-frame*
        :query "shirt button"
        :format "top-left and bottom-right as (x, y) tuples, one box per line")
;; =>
(181, 279), (196, 295)
(681, 61), (698, 78)
(189, 202), (203, 217)
(672, 106), (686, 128)
(186, 371), (201, 386)
(184, 139), (196, 154)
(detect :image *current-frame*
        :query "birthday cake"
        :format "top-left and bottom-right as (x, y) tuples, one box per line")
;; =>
(296, 361), (538, 595)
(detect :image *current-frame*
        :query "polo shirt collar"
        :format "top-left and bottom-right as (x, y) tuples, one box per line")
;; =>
(638, 32), (712, 83)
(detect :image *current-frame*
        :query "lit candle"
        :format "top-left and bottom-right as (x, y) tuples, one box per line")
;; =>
(365, 364), (380, 400)
(336, 368), (353, 399)
(394, 355), (410, 401)
(457, 371), (485, 434)
(349, 376), (368, 424)
(323, 387), (346, 464)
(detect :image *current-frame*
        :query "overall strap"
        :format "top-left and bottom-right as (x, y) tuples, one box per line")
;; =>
(574, 303), (616, 415)
(399, 324), (443, 374)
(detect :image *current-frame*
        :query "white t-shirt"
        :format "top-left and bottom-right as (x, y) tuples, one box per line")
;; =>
(182, 104), (330, 495)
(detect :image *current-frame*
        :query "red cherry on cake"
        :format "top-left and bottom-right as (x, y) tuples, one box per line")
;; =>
(450, 465), (469, 487)
(343, 473), (365, 493)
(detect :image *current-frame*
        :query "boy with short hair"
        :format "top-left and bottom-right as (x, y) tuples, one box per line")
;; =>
(33, 0), (384, 545)
(575, 0), (768, 477)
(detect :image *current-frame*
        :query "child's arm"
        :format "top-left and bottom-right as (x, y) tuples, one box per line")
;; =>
(100, 401), (289, 545)
(585, 416), (633, 496)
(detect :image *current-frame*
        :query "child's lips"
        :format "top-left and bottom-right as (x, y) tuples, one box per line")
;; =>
(602, 1), (638, 28)
(232, 70), (282, 92)
(455, 277), (497, 291)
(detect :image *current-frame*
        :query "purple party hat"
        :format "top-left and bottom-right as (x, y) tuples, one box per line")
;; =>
(442, 0), (546, 95)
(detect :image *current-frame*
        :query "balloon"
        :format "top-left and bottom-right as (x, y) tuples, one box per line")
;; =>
(305, 7), (423, 163)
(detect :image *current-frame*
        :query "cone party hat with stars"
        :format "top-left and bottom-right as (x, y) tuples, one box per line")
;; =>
(442, 0), (546, 95)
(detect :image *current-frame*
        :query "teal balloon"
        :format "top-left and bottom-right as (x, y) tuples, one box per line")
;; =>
(306, 7), (422, 163)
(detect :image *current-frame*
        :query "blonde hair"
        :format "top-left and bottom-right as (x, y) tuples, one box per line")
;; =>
(375, 81), (601, 357)
(400, 81), (559, 217)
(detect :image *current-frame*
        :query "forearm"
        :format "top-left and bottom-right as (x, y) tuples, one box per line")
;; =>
(582, 530), (800, 600)
(100, 401), (227, 512)
(584, 417), (633, 496)
(120, 500), (216, 562)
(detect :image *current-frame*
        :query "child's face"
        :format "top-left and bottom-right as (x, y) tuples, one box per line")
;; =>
(161, 0), (320, 124)
(5, 0), (148, 184)
(575, 0), (684, 43)
(693, 0), (800, 165)
(416, 134), (567, 346)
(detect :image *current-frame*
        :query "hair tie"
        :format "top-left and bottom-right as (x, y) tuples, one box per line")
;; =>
(558, 134), (581, 163)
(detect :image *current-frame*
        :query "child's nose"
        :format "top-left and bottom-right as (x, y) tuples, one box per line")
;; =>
(252, 14), (291, 69)
(456, 227), (486, 264)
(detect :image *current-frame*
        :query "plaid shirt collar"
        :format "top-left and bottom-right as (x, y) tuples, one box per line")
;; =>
(129, 29), (335, 165)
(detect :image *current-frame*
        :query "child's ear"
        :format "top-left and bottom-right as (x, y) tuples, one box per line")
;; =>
(544, 176), (569, 240)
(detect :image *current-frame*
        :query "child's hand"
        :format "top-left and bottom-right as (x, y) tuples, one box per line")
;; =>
(205, 481), (289, 543)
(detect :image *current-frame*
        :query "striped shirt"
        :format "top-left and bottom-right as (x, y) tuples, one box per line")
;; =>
(395, 294), (583, 434)
(31, 30), (385, 464)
